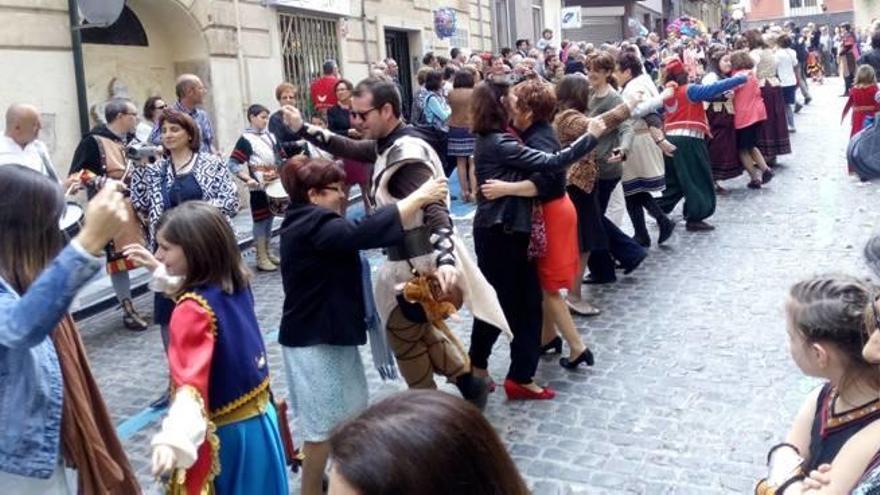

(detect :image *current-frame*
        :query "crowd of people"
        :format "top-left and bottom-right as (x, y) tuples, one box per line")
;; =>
(4, 15), (880, 495)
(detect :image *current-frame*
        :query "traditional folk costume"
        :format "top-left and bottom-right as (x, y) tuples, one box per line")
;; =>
(295, 123), (510, 398)
(842, 84), (880, 137)
(227, 128), (281, 270)
(620, 72), (672, 245)
(701, 73), (743, 181)
(152, 285), (288, 495)
(68, 125), (149, 329)
(750, 48), (791, 162)
(657, 60), (747, 226)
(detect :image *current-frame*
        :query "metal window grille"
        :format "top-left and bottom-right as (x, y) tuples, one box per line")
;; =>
(278, 11), (342, 116)
(450, 28), (469, 50)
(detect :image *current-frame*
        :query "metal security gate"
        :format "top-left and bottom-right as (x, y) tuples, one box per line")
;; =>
(384, 29), (413, 120)
(278, 11), (341, 116)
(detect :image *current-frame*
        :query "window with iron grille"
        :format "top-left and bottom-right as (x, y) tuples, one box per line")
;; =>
(278, 11), (342, 116)
(450, 28), (470, 50)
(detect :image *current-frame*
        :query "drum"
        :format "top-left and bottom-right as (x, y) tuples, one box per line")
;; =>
(265, 180), (290, 217)
(59, 202), (84, 241)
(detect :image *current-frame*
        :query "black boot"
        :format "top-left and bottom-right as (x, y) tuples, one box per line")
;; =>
(625, 194), (650, 248)
(642, 194), (675, 244)
(456, 372), (489, 411)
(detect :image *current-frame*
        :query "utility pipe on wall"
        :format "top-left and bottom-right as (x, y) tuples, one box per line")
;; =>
(67, 0), (90, 136)
(233, 0), (251, 116)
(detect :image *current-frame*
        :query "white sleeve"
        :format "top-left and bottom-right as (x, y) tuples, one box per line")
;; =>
(149, 263), (183, 294)
(150, 385), (208, 469)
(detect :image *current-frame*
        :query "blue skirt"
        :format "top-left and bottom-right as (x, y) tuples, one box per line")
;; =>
(448, 126), (475, 157)
(214, 405), (289, 494)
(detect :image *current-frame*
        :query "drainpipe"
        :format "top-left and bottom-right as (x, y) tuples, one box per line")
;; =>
(478, 0), (486, 50)
(361, 0), (371, 73)
(233, 0), (250, 113)
(67, 0), (89, 136)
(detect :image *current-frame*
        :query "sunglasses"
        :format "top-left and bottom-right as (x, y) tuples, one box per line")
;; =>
(351, 107), (378, 120)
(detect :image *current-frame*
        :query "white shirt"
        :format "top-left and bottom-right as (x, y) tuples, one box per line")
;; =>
(0, 135), (58, 180)
(776, 48), (798, 87)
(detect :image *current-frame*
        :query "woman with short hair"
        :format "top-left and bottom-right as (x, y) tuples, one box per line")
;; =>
(468, 80), (609, 400)
(277, 155), (446, 495)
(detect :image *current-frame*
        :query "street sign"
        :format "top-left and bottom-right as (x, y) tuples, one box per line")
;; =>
(561, 7), (581, 30)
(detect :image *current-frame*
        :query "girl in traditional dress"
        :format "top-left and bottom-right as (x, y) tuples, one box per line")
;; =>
(842, 65), (880, 137)
(702, 45), (743, 191)
(127, 201), (288, 495)
(657, 57), (747, 232)
(745, 30), (792, 165)
(729, 51), (774, 189)
(756, 275), (880, 494)
(227, 104), (280, 272)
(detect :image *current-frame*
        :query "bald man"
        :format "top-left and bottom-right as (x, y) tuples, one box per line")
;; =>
(148, 73), (216, 153)
(0, 103), (59, 181)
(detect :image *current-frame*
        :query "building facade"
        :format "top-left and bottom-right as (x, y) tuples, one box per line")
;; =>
(854, 0), (880, 29)
(0, 0), (502, 175)
(561, 0), (663, 45)
(740, 0), (854, 28)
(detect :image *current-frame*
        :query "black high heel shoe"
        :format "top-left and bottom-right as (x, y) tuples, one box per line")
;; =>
(539, 336), (563, 355)
(560, 348), (595, 369)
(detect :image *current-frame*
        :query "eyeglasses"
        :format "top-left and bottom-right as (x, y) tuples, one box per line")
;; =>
(322, 185), (345, 194)
(351, 107), (378, 120)
(154, 104), (167, 111)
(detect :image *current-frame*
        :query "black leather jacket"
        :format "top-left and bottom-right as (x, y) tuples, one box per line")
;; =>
(473, 129), (598, 233)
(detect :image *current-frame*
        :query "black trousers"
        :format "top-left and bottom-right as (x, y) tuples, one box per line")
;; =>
(625, 191), (667, 241)
(469, 225), (541, 383)
(588, 179), (647, 280)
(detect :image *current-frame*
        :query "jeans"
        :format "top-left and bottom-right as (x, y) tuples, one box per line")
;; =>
(587, 179), (648, 280)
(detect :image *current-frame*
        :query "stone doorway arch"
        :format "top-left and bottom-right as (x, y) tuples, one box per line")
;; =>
(81, 0), (211, 126)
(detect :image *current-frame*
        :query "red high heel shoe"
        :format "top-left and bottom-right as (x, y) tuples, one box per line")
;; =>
(503, 379), (556, 400)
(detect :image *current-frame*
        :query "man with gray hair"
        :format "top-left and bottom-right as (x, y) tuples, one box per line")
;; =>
(0, 103), (58, 181)
(310, 59), (340, 113)
(149, 73), (216, 153)
(68, 98), (149, 331)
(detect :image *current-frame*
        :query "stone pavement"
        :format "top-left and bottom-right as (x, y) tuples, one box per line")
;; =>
(76, 78), (878, 494)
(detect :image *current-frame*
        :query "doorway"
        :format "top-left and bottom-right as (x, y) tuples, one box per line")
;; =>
(384, 29), (413, 120)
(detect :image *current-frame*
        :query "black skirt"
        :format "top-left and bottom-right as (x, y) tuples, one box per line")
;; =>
(736, 122), (761, 151)
(566, 185), (608, 253)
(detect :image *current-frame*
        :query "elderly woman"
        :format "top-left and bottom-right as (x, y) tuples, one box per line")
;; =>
(277, 155), (446, 495)
(0, 165), (139, 493)
(269, 82), (306, 160)
(468, 80), (612, 400)
(130, 109), (239, 406)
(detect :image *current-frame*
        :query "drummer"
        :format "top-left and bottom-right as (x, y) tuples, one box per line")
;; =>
(227, 104), (282, 272)
(68, 98), (149, 331)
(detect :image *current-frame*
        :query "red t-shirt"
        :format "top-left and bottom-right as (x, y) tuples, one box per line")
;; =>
(310, 75), (339, 111)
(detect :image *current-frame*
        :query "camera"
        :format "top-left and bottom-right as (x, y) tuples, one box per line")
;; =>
(125, 143), (162, 163)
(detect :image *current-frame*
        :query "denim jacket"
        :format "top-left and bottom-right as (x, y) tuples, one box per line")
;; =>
(0, 242), (101, 479)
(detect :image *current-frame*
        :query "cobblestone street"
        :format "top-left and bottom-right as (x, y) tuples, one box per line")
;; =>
(78, 79), (877, 494)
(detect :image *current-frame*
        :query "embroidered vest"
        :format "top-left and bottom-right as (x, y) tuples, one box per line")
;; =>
(178, 285), (270, 416)
(664, 85), (711, 135)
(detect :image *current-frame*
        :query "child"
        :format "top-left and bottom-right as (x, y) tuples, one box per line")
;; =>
(756, 275), (880, 494)
(729, 50), (774, 189)
(842, 65), (880, 138)
(807, 50), (825, 84)
(227, 104), (280, 272)
(124, 202), (288, 495)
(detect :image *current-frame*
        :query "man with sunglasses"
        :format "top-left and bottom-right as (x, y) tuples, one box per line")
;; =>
(67, 98), (149, 332)
(281, 78), (510, 410)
